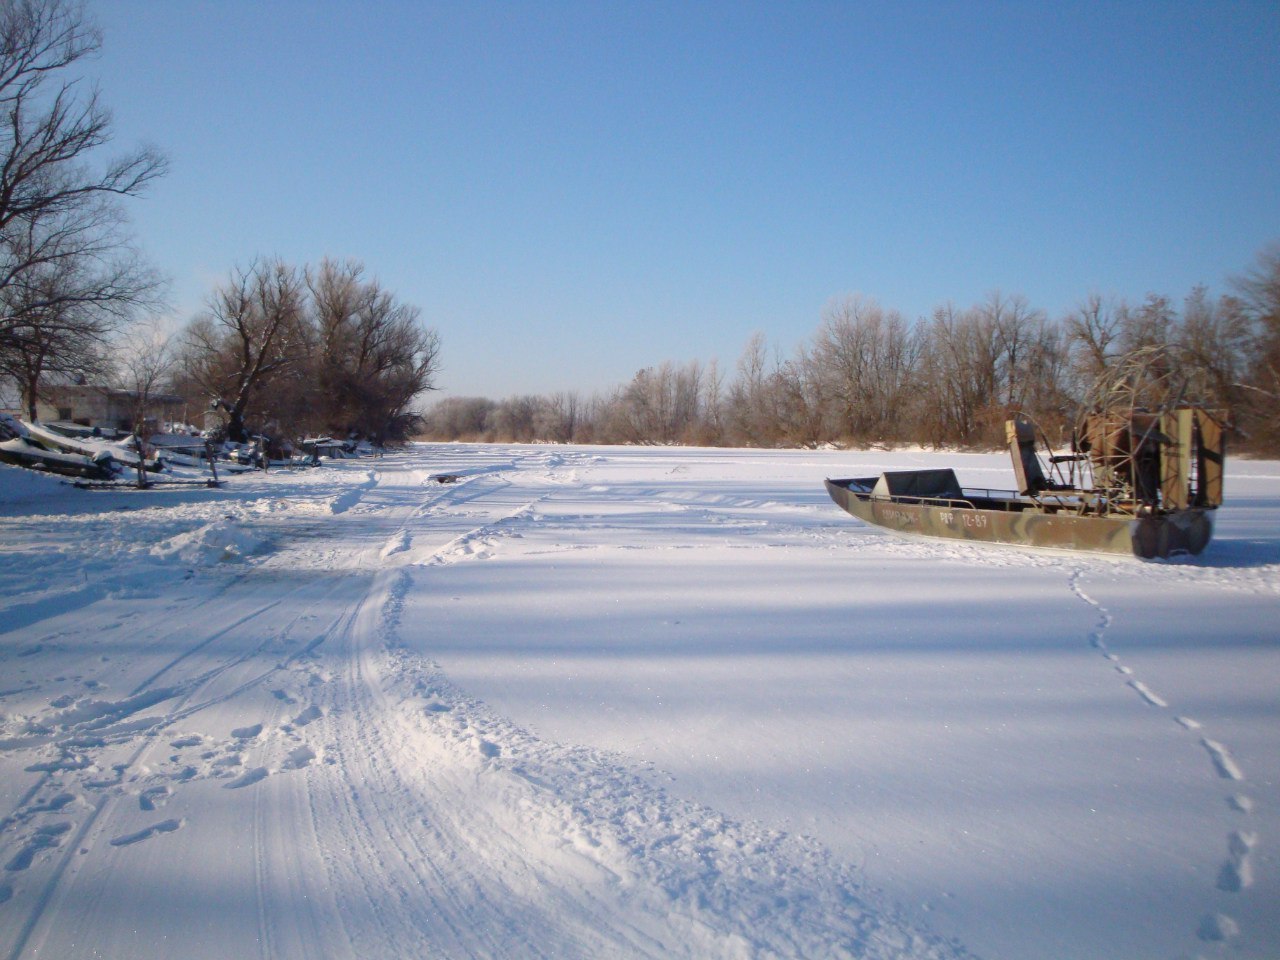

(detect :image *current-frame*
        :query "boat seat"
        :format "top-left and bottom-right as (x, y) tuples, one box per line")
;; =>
(872, 469), (964, 501)
(1007, 416), (1062, 496)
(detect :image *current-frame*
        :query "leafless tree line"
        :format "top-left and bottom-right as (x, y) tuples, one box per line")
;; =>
(423, 246), (1280, 453)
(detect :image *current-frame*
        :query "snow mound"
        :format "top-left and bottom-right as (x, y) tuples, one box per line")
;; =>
(151, 519), (268, 565)
(379, 530), (411, 558)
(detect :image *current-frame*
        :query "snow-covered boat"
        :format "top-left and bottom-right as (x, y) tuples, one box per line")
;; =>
(0, 414), (118, 479)
(826, 404), (1226, 559)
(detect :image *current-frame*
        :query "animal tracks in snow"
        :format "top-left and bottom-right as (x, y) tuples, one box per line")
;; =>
(1126, 679), (1168, 708)
(1069, 568), (1260, 949)
(1201, 738), (1245, 782)
(1216, 830), (1257, 893)
(1072, 569), (1201, 729)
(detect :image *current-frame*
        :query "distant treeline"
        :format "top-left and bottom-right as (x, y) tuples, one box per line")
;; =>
(420, 243), (1280, 454)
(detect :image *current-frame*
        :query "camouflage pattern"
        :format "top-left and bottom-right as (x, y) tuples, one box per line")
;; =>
(825, 477), (1215, 559)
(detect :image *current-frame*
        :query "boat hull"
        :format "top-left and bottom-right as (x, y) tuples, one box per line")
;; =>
(825, 478), (1214, 559)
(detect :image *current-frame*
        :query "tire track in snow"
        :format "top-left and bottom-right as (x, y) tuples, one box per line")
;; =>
(0, 585), (296, 866)
(315, 462), (604, 956)
(184, 467), (545, 959)
(1, 795), (108, 960)
(324, 570), (516, 957)
(1, 463), (415, 955)
(1068, 567), (1259, 951)
(0, 572), (368, 960)
(224, 450), (971, 958)
(333, 457), (971, 958)
(320, 570), (965, 957)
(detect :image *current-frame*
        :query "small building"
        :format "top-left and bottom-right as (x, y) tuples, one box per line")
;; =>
(35, 384), (186, 433)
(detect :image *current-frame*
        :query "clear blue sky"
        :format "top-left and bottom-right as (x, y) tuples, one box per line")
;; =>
(92, 1), (1280, 399)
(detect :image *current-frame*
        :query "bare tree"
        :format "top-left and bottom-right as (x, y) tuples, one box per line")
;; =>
(1230, 241), (1280, 450)
(178, 259), (306, 443)
(366, 316), (441, 442)
(0, 0), (166, 407)
(600, 359), (712, 445)
(1128, 294), (1178, 351)
(916, 303), (1002, 445)
(612, 366), (670, 444)
(1065, 294), (1124, 389)
(1018, 320), (1073, 436)
(771, 347), (823, 446)
(421, 396), (495, 440)
(1177, 285), (1252, 412)
(0, 271), (108, 419)
(726, 333), (778, 445)
(529, 392), (573, 442)
(811, 295), (919, 442)
(486, 394), (539, 442)
(308, 258), (440, 442)
(812, 296), (877, 440)
(978, 291), (1046, 412)
(114, 318), (174, 486)
(0, 234), (160, 418)
(698, 357), (725, 445)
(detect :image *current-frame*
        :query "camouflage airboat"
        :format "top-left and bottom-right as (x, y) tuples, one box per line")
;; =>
(825, 352), (1227, 559)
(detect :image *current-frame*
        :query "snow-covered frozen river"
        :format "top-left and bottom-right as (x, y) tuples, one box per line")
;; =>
(1, 444), (1277, 959)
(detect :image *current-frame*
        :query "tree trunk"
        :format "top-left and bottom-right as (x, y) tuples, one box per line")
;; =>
(226, 411), (248, 444)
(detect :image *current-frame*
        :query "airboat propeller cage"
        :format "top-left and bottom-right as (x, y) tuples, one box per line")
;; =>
(1009, 408), (1224, 516)
(1078, 409), (1224, 511)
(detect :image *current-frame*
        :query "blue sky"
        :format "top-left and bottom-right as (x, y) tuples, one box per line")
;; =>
(92, 1), (1280, 399)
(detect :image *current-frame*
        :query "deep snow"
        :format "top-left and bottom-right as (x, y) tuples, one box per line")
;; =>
(0, 444), (1276, 960)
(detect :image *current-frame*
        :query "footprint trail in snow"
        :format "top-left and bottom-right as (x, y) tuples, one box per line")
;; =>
(1069, 568), (1260, 951)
